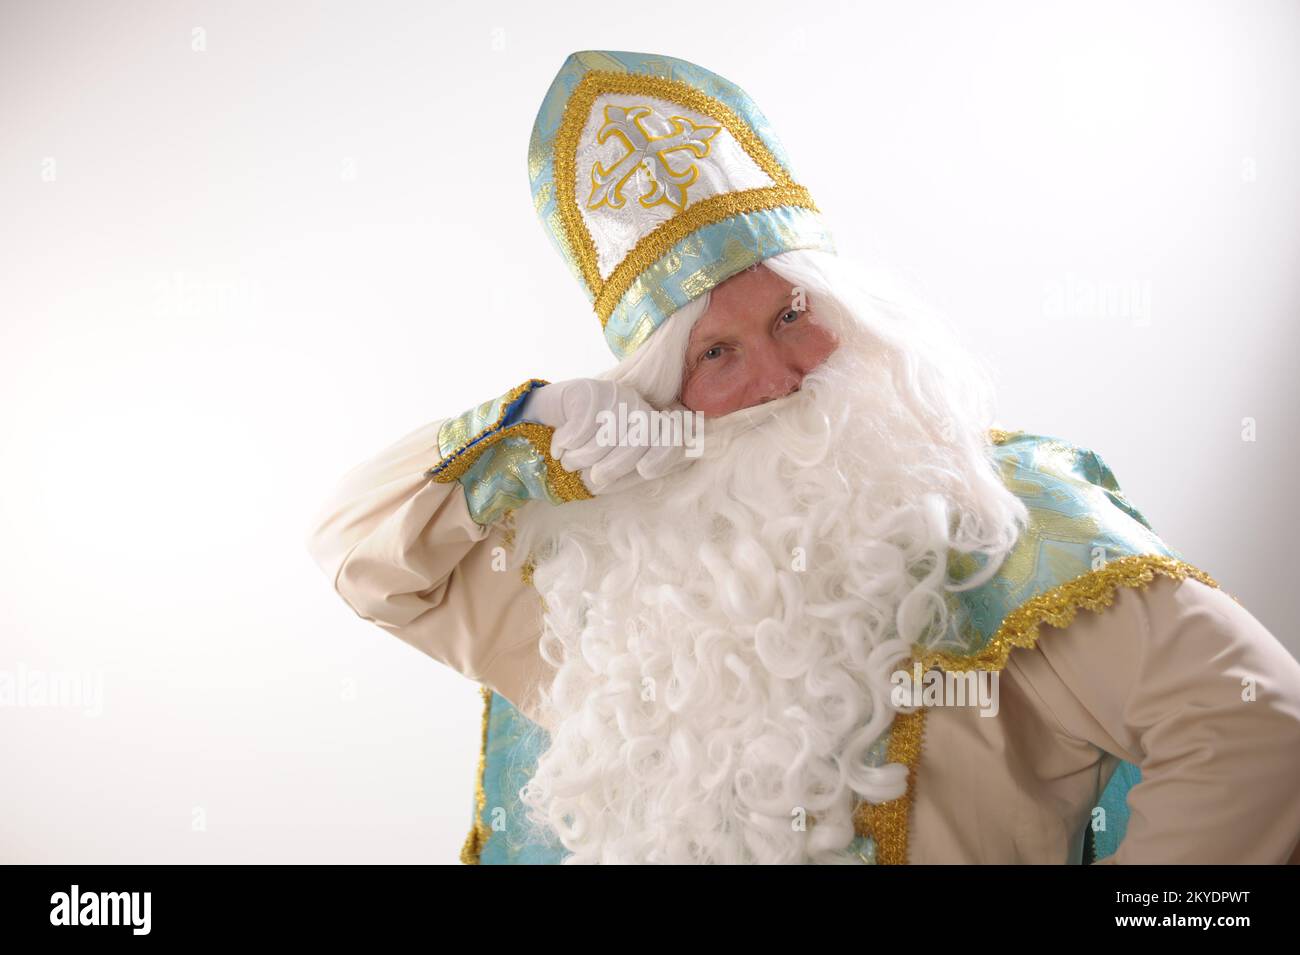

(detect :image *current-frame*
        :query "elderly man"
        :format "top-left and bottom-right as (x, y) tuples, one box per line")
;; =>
(306, 49), (1300, 865)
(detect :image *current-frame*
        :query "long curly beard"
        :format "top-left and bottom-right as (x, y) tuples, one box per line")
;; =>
(507, 324), (1024, 864)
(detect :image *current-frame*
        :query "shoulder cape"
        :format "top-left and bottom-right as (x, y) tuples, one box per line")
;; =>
(459, 429), (1228, 864)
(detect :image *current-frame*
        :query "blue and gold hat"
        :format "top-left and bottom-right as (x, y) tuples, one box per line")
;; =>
(528, 50), (838, 360)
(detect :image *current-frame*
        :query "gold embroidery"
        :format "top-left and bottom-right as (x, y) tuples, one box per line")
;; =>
(438, 401), (484, 453)
(459, 685), (493, 864)
(532, 179), (553, 214)
(852, 707), (927, 865)
(996, 498), (1104, 597)
(430, 419), (593, 504)
(996, 452), (1047, 500)
(573, 49), (631, 74)
(594, 187), (818, 326)
(552, 70), (821, 328)
(586, 105), (722, 213)
(527, 122), (546, 184)
(499, 517), (538, 588)
(914, 554), (1231, 674)
(520, 421), (594, 501)
(605, 313), (657, 357)
(431, 379), (546, 469)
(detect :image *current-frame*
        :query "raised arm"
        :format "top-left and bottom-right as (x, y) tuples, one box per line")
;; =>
(304, 379), (569, 722)
(305, 376), (699, 724)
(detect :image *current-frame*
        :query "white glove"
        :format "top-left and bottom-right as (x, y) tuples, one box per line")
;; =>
(519, 378), (695, 495)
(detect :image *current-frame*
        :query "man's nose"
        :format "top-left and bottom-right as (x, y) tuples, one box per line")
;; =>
(752, 349), (803, 403)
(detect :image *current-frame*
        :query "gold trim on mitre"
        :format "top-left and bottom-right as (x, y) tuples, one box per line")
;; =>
(552, 70), (821, 328)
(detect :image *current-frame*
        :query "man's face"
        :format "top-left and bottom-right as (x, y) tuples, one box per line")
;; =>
(679, 264), (839, 416)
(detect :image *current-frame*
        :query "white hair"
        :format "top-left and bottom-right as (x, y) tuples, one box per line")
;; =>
(503, 247), (1029, 863)
(593, 288), (711, 407)
(599, 246), (1023, 573)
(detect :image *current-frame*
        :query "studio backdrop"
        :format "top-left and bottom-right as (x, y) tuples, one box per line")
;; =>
(1, 0), (1296, 863)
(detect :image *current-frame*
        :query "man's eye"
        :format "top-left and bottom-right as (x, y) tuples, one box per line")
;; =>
(702, 346), (723, 360)
(779, 308), (800, 324)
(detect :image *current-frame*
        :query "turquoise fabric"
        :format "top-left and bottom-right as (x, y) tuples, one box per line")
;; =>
(599, 204), (837, 359)
(450, 433), (563, 528)
(466, 432), (1213, 863)
(476, 691), (565, 865)
(425, 379), (578, 527)
(930, 432), (1196, 665)
(1090, 761), (1142, 862)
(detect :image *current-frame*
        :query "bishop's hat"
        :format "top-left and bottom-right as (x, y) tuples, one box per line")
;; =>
(528, 50), (837, 360)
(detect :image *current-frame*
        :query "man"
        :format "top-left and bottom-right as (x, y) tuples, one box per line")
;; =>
(305, 50), (1300, 864)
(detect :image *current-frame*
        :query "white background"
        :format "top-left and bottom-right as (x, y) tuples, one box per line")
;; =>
(1, 0), (1296, 862)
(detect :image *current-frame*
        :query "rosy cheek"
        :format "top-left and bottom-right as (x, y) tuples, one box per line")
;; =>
(683, 365), (745, 416)
(804, 325), (838, 364)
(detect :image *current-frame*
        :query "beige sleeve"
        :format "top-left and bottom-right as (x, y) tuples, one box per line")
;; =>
(304, 417), (548, 722)
(1005, 574), (1300, 864)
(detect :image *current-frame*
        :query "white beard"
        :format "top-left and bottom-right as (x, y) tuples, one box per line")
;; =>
(507, 326), (1023, 864)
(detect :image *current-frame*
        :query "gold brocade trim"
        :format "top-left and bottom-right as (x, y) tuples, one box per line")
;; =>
(500, 519), (537, 588)
(428, 379), (546, 476)
(428, 420), (594, 504)
(516, 422), (595, 503)
(592, 186), (818, 325)
(459, 684), (493, 865)
(552, 70), (821, 327)
(914, 555), (1232, 674)
(852, 707), (927, 864)
(988, 427), (1023, 445)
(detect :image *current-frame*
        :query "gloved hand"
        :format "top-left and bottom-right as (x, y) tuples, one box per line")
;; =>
(519, 378), (696, 495)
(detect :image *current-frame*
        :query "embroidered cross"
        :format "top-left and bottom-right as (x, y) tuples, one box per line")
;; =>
(587, 103), (721, 213)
